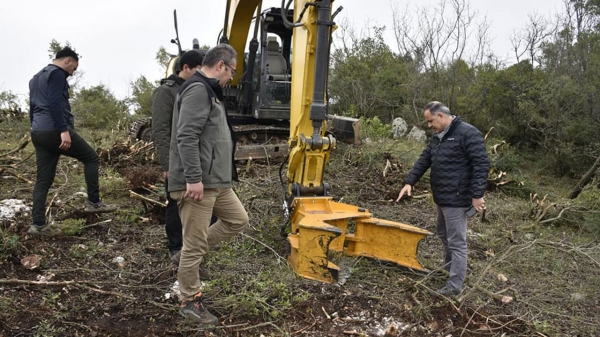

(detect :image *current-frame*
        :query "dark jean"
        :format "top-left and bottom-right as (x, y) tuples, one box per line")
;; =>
(31, 129), (99, 226)
(165, 178), (183, 253)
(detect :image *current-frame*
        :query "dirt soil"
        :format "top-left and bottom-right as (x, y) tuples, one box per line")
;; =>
(1, 135), (599, 337)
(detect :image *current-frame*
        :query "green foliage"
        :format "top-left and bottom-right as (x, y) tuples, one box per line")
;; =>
(0, 296), (17, 316)
(359, 116), (392, 140)
(68, 241), (99, 260)
(330, 26), (409, 122)
(126, 75), (157, 117)
(0, 90), (19, 110)
(33, 319), (66, 337)
(576, 184), (600, 234)
(60, 218), (86, 236)
(71, 85), (125, 129)
(115, 211), (140, 226)
(217, 268), (308, 320)
(41, 291), (61, 308)
(485, 138), (521, 173)
(0, 226), (22, 255)
(155, 46), (171, 73)
(98, 168), (127, 197)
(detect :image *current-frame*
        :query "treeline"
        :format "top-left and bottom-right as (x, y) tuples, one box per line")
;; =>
(329, 0), (600, 177)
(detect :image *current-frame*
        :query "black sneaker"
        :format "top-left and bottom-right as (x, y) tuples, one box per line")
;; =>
(179, 293), (218, 325)
(436, 285), (461, 296)
(85, 199), (117, 213)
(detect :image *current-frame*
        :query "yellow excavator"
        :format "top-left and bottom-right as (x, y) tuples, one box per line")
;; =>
(150, 0), (433, 283)
(130, 5), (358, 161)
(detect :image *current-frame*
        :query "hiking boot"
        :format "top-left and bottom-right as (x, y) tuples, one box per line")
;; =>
(85, 199), (117, 213)
(436, 285), (461, 297)
(170, 250), (181, 265)
(198, 265), (211, 280)
(27, 224), (52, 235)
(179, 293), (219, 325)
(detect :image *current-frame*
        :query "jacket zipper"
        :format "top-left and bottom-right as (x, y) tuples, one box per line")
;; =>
(208, 148), (215, 175)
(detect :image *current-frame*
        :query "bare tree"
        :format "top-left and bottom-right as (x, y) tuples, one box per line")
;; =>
(510, 12), (555, 66)
(392, 0), (488, 72)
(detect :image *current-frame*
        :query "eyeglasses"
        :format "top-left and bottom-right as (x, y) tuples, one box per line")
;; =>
(223, 61), (237, 77)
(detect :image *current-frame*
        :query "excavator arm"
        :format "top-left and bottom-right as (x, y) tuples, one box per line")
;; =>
(224, 0), (432, 283)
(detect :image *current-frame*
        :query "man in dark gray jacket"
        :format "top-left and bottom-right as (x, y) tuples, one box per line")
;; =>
(169, 44), (248, 325)
(151, 50), (204, 264)
(28, 47), (116, 235)
(397, 101), (490, 296)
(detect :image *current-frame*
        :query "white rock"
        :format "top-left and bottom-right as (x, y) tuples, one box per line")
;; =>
(407, 127), (427, 142)
(392, 117), (408, 138)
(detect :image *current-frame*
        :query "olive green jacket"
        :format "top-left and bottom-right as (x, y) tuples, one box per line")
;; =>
(151, 75), (184, 172)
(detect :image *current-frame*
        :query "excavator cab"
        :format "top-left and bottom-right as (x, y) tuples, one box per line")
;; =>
(252, 8), (293, 120)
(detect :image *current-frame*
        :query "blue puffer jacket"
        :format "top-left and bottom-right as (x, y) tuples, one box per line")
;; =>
(404, 116), (490, 207)
(29, 64), (74, 132)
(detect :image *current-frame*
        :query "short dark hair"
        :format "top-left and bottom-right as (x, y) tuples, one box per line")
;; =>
(202, 44), (236, 68)
(55, 47), (79, 62)
(179, 50), (205, 71)
(424, 101), (451, 116)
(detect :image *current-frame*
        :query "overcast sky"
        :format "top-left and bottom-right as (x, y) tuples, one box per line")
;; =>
(0, 0), (564, 105)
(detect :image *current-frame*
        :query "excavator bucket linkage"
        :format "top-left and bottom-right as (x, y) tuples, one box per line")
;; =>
(287, 197), (432, 283)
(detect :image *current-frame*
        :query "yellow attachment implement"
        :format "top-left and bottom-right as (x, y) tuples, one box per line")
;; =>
(287, 197), (432, 283)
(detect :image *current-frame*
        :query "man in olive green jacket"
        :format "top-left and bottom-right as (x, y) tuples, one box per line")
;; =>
(151, 50), (204, 264)
(168, 44), (248, 326)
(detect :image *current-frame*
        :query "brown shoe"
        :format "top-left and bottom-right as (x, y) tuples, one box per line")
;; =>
(179, 293), (218, 325)
(198, 265), (211, 280)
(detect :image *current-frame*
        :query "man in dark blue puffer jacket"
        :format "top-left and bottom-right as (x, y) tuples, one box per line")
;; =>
(397, 101), (490, 296)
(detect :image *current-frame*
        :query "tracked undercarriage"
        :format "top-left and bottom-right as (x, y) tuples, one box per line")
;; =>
(128, 115), (358, 161)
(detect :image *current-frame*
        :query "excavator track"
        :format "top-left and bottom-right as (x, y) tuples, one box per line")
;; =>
(128, 118), (290, 161)
(232, 124), (289, 161)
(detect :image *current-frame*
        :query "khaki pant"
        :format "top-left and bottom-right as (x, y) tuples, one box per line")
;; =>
(171, 188), (248, 299)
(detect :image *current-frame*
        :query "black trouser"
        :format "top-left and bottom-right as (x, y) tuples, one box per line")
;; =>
(31, 129), (100, 226)
(165, 178), (183, 253)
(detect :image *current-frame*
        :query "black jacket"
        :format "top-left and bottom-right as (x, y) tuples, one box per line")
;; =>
(404, 116), (490, 207)
(29, 64), (74, 132)
(151, 74), (184, 171)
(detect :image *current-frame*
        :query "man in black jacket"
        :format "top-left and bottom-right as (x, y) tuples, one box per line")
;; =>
(28, 47), (116, 234)
(397, 101), (490, 296)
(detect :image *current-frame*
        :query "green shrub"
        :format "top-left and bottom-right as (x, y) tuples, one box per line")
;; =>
(60, 218), (86, 236)
(68, 240), (99, 259)
(359, 116), (393, 140)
